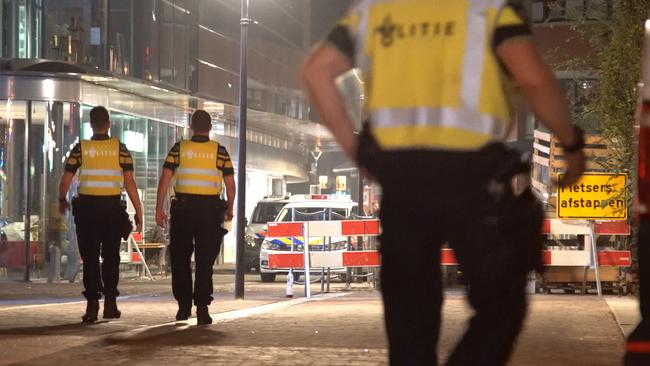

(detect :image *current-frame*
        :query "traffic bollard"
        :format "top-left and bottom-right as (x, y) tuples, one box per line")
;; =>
(286, 270), (294, 298)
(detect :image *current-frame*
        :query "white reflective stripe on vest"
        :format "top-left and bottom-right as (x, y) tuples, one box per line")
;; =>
(370, 107), (508, 137)
(462, 0), (495, 112)
(177, 168), (220, 177)
(78, 181), (122, 188)
(79, 169), (122, 177)
(176, 179), (220, 188)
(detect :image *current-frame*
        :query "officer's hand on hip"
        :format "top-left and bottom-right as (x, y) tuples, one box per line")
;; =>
(156, 208), (167, 228)
(58, 199), (70, 215)
(558, 150), (586, 188)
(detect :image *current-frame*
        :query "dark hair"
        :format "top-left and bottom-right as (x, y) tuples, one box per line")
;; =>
(191, 110), (212, 132)
(89, 106), (110, 130)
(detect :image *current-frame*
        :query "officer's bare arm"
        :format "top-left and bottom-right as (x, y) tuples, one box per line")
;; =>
(496, 38), (585, 186)
(155, 168), (174, 226)
(224, 174), (236, 221)
(58, 171), (75, 199)
(124, 171), (143, 230)
(57, 171), (75, 214)
(301, 43), (356, 160)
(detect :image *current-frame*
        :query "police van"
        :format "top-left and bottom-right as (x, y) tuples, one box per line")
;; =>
(244, 196), (290, 271)
(259, 194), (358, 282)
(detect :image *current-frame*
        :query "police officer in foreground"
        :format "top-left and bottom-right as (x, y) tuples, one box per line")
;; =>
(155, 110), (235, 325)
(302, 1), (586, 365)
(58, 106), (143, 323)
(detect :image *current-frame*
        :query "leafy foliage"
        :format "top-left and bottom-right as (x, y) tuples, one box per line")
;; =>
(590, 0), (648, 178)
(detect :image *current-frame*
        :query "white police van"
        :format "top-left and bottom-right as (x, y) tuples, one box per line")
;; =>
(259, 194), (358, 282)
(244, 196), (291, 272)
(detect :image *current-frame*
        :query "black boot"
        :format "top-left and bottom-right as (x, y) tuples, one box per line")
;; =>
(176, 303), (192, 321)
(81, 299), (99, 323)
(196, 305), (212, 325)
(103, 296), (121, 319)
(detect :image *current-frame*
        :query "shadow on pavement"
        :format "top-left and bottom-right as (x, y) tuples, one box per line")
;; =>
(105, 323), (226, 346)
(0, 321), (110, 336)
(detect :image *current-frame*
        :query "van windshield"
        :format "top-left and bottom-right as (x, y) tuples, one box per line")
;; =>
(251, 202), (286, 224)
(278, 207), (349, 222)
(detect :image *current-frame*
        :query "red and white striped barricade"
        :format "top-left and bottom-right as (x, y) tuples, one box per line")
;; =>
(268, 218), (631, 297)
(540, 219), (632, 267)
(539, 219), (632, 295)
(266, 220), (380, 298)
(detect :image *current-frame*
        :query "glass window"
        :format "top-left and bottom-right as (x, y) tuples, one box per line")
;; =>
(330, 209), (347, 220)
(251, 202), (286, 224)
(0, 100), (28, 280)
(1, 0), (42, 58)
(108, 0), (133, 75)
(43, 0), (99, 64)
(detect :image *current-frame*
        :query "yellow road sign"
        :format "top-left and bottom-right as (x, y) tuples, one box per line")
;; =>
(556, 173), (628, 220)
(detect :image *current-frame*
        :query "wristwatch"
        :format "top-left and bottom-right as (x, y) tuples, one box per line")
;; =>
(563, 125), (585, 153)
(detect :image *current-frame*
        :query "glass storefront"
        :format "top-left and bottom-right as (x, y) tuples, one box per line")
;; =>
(0, 0), (320, 280)
(0, 100), (79, 281)
(36, 0), (309, 119)
(0, 99), (189, 281)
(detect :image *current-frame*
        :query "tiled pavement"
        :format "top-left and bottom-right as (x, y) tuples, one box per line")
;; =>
(0, 277), (631, 365)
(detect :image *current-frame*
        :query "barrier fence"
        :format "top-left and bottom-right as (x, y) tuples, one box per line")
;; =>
(267, 219), (632, 297)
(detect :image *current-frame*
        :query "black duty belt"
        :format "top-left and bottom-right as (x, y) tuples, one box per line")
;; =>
(174, 193), (223, 204)
(78, 194), (122, 205)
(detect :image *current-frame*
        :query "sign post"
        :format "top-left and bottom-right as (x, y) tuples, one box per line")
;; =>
(557, 173), (627, 296)
(303, 222), (311, 299)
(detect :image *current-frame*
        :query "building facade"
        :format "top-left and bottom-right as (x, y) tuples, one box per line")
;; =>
(0, 0), (326, 280)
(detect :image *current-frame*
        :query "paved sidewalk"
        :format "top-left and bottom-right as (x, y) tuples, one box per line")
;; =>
(0, 286), (627, 366)
(606, 296), (641, 336)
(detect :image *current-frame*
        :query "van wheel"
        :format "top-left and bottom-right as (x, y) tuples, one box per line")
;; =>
(261, 273), (276, 283)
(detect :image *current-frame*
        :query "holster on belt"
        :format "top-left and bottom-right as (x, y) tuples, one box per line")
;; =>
(71, 196), (81, 217)
(120, 200), (133, 241)
(356, 121), (383, 177)
(486, 144), (545, 275)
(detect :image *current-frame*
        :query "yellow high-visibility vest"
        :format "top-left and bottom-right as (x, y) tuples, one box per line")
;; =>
(174, 140), (223, 196)
(351, 0), (516, 150)
(78, 138), (123, 196)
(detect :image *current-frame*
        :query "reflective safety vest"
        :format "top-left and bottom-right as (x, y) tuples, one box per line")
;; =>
(78, 138), (123, 196)
(352, 0), (515, 150)
(174, 140), (223, 196)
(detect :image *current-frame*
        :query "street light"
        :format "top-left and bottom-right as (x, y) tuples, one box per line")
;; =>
(234, 0), (250, 300)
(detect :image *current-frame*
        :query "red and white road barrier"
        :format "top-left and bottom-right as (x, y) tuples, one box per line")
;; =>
(268, 248), (631, 269)
(542, 219), (631, 235)
(267, 220), (380, 298)
(267, 220), (381, 238)
(267, 219), (631, 297)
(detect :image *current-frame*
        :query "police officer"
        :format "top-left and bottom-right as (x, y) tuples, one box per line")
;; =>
(302, 1), (586, 365)
(155, 110), (235, 325)
(58, 106), (143, 323)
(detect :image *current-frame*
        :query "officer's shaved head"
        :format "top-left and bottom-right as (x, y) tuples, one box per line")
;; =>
(90, 106), (110, 130)
(191, 110), (212, 133)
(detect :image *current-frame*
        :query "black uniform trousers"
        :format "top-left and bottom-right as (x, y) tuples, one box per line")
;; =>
(363, 145), (541, 366)
(74, 195), (126, 300)
(169, 194), (227, 306)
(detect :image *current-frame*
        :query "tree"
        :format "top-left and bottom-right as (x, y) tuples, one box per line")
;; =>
(553, 0), (649, 218)
(589, 0), (649, 182)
